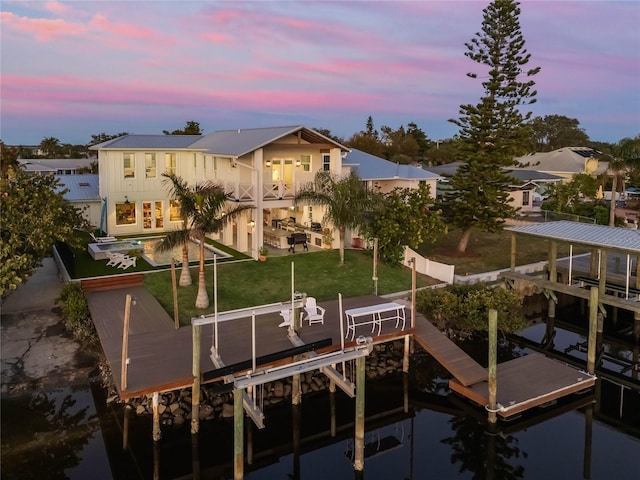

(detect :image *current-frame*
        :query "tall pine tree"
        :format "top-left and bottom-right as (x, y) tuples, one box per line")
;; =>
(444, 0), (539, 252)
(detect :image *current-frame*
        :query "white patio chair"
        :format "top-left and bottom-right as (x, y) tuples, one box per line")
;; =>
(91, 233), (117, 243)
(278, 309), (291, 328)
(299, 297), (325, 327)
(117, 255), (137, 270)
(105, 252), (126, 267)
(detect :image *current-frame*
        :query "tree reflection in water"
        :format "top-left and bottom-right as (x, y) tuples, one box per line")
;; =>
(442, 415), (527, 480)
(1, 389), (99, 480)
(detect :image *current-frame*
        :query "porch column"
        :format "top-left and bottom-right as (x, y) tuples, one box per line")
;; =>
(223, 221), (234, 246)
(237, 211), (249, 253)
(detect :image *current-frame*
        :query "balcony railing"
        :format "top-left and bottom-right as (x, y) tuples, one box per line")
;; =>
(226, 181), (297, 202)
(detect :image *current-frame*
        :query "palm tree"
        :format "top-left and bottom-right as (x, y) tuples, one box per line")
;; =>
(161, 173), (253, 308)
(606, 137), (640, 226)
(295, 171), (379, 266)
(162, 174), (195, 286)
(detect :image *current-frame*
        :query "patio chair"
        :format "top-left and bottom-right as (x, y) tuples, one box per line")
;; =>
(105, 252), (126, 267)
(278, 309), (291, 328)
(117, 255), (137, 270)
(91, 232), (117, 243)
(299, 297), (325, 327)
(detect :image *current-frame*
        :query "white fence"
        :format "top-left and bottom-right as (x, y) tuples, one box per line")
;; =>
(402, 246), (455, 284)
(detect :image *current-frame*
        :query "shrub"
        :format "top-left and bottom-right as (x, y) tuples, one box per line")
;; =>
(416, 283), (526, 334)
(56, 283), (98, 347)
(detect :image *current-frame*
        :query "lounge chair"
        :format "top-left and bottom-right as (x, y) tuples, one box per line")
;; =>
(299, 297), (325, 326)
(278, 309), (291, 328)
(91, 232), (117, 243)
(105, 252), (126, 267)
(117, 255), (137, 270)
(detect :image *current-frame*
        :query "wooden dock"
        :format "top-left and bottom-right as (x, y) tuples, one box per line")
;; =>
(87, 286), (596, 420)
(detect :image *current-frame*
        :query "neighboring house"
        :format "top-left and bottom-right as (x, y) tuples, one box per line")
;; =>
(90, 126), (349, 258)
(54, 174), (102, 228)
(514, 147), (607, 180)
(18, 158), (95, 176)
(426, 162), (562, 214)
(343, 148), (440, 195)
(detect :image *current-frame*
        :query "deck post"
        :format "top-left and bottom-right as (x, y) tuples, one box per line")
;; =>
(598, 250), (607, 293)
(330, 391), (337, 437)
(488, 309), (498, 424)
(372, 238), (378, 296)
(354, 355), (366, 471)
(152, 391), (161, 441)
(510, 233), (516, 271)
(292, 371), (301, 405)
(403, 335), (410, 373)
(192, 324), (201, 434)
(171, 258), (179, 329)
(587, 287), (599, 375)
(233, 387), (244, 480)
(121, 294), (132, 392)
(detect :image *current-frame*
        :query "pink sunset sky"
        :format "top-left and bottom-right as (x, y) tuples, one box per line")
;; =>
(1, 0), (639, 146)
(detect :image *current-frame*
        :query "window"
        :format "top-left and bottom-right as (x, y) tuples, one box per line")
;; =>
(123, 153), (135, 178)
(165, 153), (176, 175)
(145, 153), (157, 178)
(169, 200), (182, 222)
(322, 153), (331, 172)
(522, 191), (530, 206)
(300, 155), (311, 172)
(116, 201), (136, 225)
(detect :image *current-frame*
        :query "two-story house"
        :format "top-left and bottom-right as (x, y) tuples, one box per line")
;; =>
(90, 126), (349, 259)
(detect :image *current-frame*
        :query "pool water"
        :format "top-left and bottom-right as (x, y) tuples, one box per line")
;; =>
(136, 236), (231, 266)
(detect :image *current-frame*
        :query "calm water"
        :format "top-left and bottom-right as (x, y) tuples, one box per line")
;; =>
(2, 303), (639, 479)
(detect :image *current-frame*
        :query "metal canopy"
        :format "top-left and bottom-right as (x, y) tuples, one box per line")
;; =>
(506, 221), (640, 254)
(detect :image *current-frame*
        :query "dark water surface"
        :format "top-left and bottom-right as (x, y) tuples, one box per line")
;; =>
(2, 312), (639, 479)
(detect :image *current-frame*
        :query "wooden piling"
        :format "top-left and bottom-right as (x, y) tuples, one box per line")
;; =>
(121, 294), (132, 392)
(152, 391), (161, 441)
(354, 355), (366, 471)
(488, 309), (498, 424)
(292, 372), (301, 405)
(192, 324), (201, 434)
(587, 287), (599, 375)
(234, 387), (244, 480)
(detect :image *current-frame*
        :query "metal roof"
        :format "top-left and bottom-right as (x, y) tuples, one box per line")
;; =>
(344, 149), (440, 181)
(514, 147), (608, 175)
(90, 135), (202, 150)
(506, 221), (640, 253)
(189, 126), (348, 157)
(19, 158), (94, 172)
(55, 174), (100, 201)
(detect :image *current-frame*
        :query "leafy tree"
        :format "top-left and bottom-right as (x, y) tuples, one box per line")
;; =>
(38, 137), (62, 158)
(362, 184), (446, 265)
(312, 127), (345, 144)
(445, 0), (540, 253)
(163, 121), (203, 135)
(89, 132), (129, 146)
(295, 171), (380, 266)
(407, 122), (430, 162)
(380, 125), (420, 163)
(1, 169), (88, 296)
(0, 141), (19, 178)
(161, 173), (252, 308)
(346, 116), (384, 157)
(528, 114), (590, 152)
(604, 136), (640, 226)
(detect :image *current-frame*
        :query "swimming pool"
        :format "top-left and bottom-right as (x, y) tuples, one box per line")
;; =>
(136, 236), (231, 266)
(87, 241), (144, 260)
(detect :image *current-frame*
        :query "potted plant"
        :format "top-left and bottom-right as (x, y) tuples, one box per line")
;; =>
(258, 245), (268, 261)
(322, 230), (334, 249)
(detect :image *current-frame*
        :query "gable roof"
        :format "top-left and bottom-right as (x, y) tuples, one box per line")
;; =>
(425, 162), (563, 187)
(344, 149), (440, 181)
(89, 126), (348, 156)
(515, 147), (606, 175)
(55, 174), (100, 201)
(90, 135), (203, 150)
(19, 158), (94, 173)
(190, 126), (348, 157)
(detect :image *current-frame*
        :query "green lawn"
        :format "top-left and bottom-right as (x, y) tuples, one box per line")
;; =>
(417, 227), (585, 275)
(144, 249), (438, 325)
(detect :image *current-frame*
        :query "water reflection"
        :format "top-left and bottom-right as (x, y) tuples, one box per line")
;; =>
(1, 388), (102, 480)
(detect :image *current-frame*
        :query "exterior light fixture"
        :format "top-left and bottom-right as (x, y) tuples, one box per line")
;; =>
(296, 159), (301, 167)
(265, 160), (272, 167)
(124, 196), (130, 204)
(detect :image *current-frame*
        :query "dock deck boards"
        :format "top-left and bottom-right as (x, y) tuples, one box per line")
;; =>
(87, 291), (411, 399)
(413, 316), (487, 386)
(449, 352), (596, 418)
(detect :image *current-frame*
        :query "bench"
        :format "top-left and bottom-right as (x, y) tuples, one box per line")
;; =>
(287, 233), (309, 253)
(344, 302), (406, 341)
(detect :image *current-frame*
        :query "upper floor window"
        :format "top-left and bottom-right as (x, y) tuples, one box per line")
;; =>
(145, 153), (157, 179)
(322, 153), (331, 172)
(300, 155), (311, 172)
(165, 153), (176, 175)
(123, 153), (135, 178)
